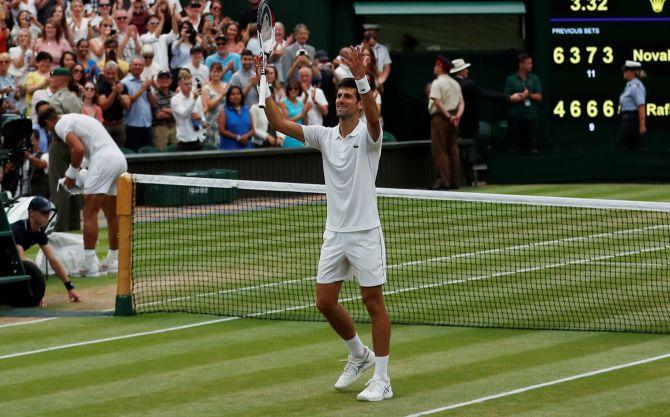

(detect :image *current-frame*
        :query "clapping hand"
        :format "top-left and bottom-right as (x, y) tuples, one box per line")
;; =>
(339, 45), (369, 80)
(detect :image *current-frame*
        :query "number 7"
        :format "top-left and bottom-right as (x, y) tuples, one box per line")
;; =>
(585, 46), (597, 64)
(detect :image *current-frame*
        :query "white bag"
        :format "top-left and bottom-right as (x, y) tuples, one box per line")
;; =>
(35, 232), (85, 276)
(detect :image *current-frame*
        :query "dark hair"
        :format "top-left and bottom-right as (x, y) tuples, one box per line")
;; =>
(240, 49), (253, 58)
(225, 85), (244, 107)
(180, 21), (197, 45)
(285, 79), (303, 96)
(337, 77), (361, 101)
(34, 100), (51, 112)
(37, 106), (59, 128)
(518, 52), (531, 63)
(210, 62), (223, 72)
(36, 51), (53, 63)
(60, 51), (77, 68)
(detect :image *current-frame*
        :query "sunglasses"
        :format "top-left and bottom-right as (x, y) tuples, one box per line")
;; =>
(73, 68), (84, 73)
(100, 3), (110, 6)
(102, 23), (113, 27)
(216, 42), (226, 46)
(211, 6), (221, 10)
(85, 86), (95, 91)
(116, 16), (127, 20)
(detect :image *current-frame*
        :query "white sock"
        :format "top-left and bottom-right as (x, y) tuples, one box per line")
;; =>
(344, 334), (365, 359)
(107, 249), (118, 259)
(374, 356), (389, 379)
(84, 249), (96, 259)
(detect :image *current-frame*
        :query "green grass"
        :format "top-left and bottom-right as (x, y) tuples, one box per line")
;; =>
(2, 183), (670, 416)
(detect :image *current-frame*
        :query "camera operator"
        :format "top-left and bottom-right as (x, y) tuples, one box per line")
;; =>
(24, 130), (49, 197)
(11, 196), (80, 306)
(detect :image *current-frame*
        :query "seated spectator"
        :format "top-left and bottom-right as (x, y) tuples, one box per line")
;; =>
(81, 81), (103, 122)
(70, 63), (86, 96)
(298, 66), (328, 126)
(170, 68), (203, 151)
(97, 38), (130, 75)
(205, 34), (241, 83)
(34, 19), (71, 70)
(97, 61), (130, 147)
(8, 29), (34, 83)
(151, 70), (176, 150)
(11, 11), (42, 40)
(269, 22), (287, 81)
(224, 21), (245, 54)
(75, 39), (100, 81)
(0, 53), (19, 113)
(200, 62), (228, 148)
(217, 85), (254, 150)
(279, 79), (307, 148)
(244, 23), (260, 55)
(230, 49), (258, 107)
(59, 51), (77, 72)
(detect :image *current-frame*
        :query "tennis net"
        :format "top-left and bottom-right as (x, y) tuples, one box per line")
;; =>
(120, 173), (670, 333)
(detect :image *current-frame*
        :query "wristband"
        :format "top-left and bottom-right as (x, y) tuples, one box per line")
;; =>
(355, 76), (371, 95)
(236, 134), (241, 141)
(64, 280), (74, 291)
(64, 164), (79, 179)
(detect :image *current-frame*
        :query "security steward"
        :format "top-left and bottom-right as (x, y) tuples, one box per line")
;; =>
(11, 196), (80, 306)
(617, 60), (646, 149)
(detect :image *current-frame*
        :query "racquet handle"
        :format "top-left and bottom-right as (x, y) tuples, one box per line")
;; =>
(258, 74), (268, 108)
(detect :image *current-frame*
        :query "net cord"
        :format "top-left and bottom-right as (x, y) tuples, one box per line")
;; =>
(131, 173), (670, 213)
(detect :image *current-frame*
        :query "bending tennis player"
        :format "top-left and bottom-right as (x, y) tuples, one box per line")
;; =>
(260, 46), (392, 401)
(38, 107), (128, 277)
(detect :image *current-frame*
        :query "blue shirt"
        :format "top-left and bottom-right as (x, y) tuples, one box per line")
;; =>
(121, 75), (152, 127)
(205, 52), (241, 83)
(619, 78), (646, 112)
(220, 105), (251, 150)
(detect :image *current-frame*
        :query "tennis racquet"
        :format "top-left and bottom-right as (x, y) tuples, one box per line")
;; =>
(257, 0), (275, 108)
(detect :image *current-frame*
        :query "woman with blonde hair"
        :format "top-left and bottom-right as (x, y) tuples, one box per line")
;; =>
(90, 17), (114, 61)
(223, 21), (244, 54)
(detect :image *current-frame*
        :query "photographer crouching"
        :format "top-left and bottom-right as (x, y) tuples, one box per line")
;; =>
(11, 196), (80, 306)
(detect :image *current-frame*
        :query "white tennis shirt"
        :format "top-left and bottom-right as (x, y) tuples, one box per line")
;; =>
(302, 121), (383, 232)
(55, 114), (121, 160)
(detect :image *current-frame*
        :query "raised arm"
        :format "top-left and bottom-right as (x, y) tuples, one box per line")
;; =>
(340, 46), (381, 140)
(257, 56), (304, 141)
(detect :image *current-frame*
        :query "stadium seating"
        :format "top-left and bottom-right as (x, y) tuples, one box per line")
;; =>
(138, 146), (162, 154)
(120, 147), (136, 154)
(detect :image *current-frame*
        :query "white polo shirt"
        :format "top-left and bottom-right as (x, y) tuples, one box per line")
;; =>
(54, 114), (120, 159)
(302, 121), (383, 232)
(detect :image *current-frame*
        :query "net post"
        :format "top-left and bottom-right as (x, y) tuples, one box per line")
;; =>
(115, 172), (134, 316)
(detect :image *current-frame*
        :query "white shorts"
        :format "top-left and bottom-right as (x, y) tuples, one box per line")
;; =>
(316, 227), (387, 287)
(84, 147), (127, 196)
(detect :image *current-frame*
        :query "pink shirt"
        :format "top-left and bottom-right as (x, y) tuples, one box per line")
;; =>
(34, 38), (72, 69)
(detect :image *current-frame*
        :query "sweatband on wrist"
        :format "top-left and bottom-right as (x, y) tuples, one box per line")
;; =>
(64, 165), (79, 179)
(355, 77), (371, 95)
(64, 280), (74, 291)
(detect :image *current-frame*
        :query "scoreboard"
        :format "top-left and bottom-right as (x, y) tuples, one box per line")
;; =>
(546, 0), (670, 141)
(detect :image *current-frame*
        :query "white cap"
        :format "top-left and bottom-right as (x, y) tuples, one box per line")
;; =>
(622, 60), (642, 70)
(449, 58), (471, 74)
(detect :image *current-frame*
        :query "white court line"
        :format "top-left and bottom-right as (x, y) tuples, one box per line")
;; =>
(3, 244), (668, 361)
(0, 317), (58, 329)
(0, 316), (239, 361)
(406, 351), (670, 416)
(139, 224), (669, 308)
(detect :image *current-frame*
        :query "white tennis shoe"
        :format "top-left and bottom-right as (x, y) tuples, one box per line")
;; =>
(100, 254), (118, 274)
(357, 375), (393, 401)
(334, 346), (375, 390)
(76, 255), (101, 277)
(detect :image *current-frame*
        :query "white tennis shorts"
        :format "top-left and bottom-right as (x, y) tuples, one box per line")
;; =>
(316, 227), (387, 287)
(84, 147), (127, 196)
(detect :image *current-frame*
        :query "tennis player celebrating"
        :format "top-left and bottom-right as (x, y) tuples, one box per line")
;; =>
(260, 46), (392, 401)
(38, 108), (128, 277)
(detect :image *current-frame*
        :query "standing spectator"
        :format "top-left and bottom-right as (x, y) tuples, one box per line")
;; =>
(504, 52), (542, 153)
(183, 1), (202, 30)
(170, 21), (196, 71)
(98, 37), (130, 74)
(200, 62), (227, 147)
(128, 0), (150, 35)
(24, 132), (50, 197)
(150, 0), (181, 35)
(122, 57), (154, 151)
(298, 66), (327, 126)
(49, 5), (71, 44)
(428, 55), (464, 190)
(224, 21), (244, 54)
(139, 7), (179, 71)
(209, 0), (229, 31)
(245, 23), (260, 55)
(230, 49), (258, 107)
(184, 45), (209, 89)
(150, 69), (176, 149)
(59, 51), (77, 72)
(89, 0), (114, 33)
(205, 34), (240, 83)
(70, 63), (87, 96)
(90, 17), (114, 61)
(616, 60), (646, 149)
(266, 64), (285, 102)
(140, 44), (161, 81)
(314, 50), (338, 127)
(75, 39), (100, 81)
(8, 29), (34, 84)
(37, 0), (58, 26)
(450, 58), (511, 139)
(11, 11), (42, 40)
(97, 61), (130, 147)
(279, 79), (308, 148)
(114, 9), (142, 62)
(217, 85), (253, 150)
(0, 53), (18, 112)
(33, 19), (71, 70)
(269, 22), (288, 81)
(49, 67), (82, 115)
(24, 51), (52, 116)
(238, 0), (259, 30)
(170, 68), (202, 151)
(362, 23), (391, 86)
(280, 24), (315, 82)
(81, 81), (104, 122)
(67, 0), (90, 44)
